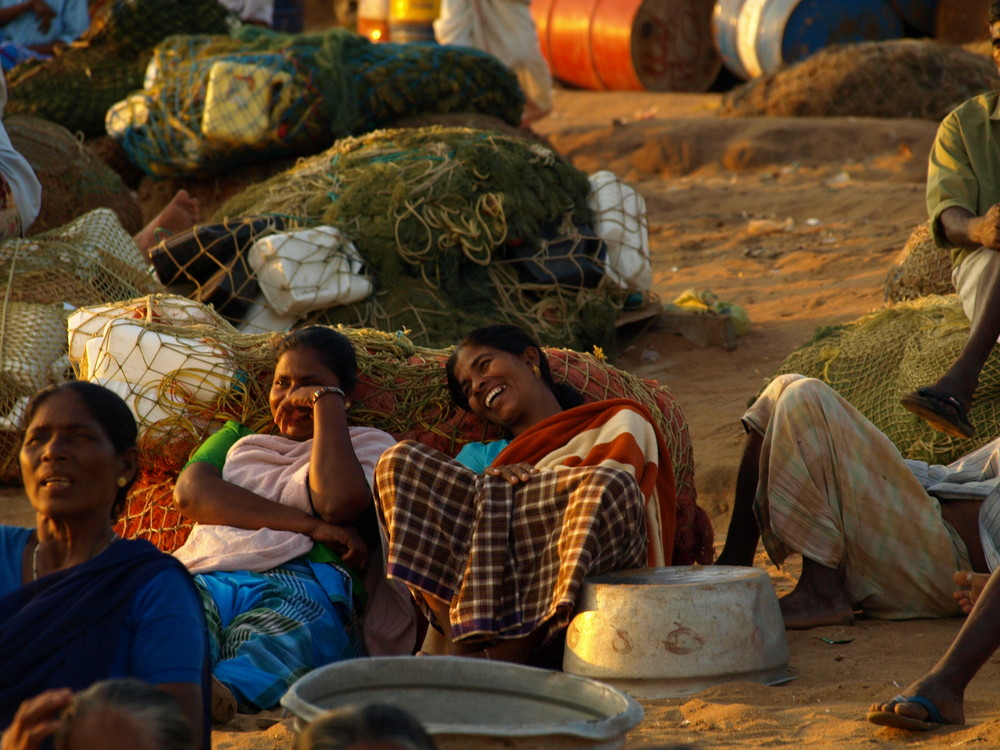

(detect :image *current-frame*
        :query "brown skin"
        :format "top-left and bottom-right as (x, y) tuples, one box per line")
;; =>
(418, 343), (562, 660)
(17, 392), (202, 748)
(0, 0), (54, 34)
(1, 689), (71, 750)
(173, 347), (373, 567)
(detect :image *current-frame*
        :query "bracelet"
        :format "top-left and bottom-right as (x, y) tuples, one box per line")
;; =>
(311, 386), (346, 405)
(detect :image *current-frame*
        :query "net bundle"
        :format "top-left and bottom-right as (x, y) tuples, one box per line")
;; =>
(108, 27), (524, 177)
(3, 0), (236, 135)
(718, 39), (1000, 120)
(211, 126), (624, 350)
(883, 221), (954, 303)
(0, 209), (163, 477)
(769, 295), (1000, 464)
(77, 303), (709, 563)
(5, 115), (143, 235)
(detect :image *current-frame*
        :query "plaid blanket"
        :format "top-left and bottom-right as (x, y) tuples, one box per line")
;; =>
(375, 399), (668, 642)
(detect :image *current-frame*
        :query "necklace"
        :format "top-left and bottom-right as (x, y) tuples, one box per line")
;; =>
(32, 531), (117, 582)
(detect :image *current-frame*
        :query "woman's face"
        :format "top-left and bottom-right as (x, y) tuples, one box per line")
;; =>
(19, 391), (134, 523)
(452, 343), (549, 434)
(269, 347), (343, 440)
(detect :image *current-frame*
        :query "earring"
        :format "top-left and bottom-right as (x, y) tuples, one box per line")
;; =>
(532, 365), (541, 378)
(117, 477), (127, 488)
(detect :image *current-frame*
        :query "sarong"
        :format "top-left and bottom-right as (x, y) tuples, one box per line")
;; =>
(195, 557), (359, 710)
(746, 374), (968, 619)
(375, 440), (647, 642)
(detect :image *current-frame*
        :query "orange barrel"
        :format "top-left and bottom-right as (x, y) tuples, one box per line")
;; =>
(358, 0), (391, 42)
(934, 0), (992, 43)
(389, 0), (440, 42)
(534, 0), (721, 92)
(531, 0), (559, 63)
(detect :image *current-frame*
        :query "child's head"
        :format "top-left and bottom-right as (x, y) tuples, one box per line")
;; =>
(296, 703), (438, 750)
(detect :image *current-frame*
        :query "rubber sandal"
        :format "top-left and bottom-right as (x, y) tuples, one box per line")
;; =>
(866, 694), (952, 732)
(900, 387), (975, 438)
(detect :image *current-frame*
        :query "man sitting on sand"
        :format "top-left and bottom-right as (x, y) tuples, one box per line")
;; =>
(715, 374), (997, 630)
(899, 0), (1000, 439)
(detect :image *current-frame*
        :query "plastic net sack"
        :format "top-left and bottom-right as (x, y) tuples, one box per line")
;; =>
(718, 39), (1000, 120)
(768, 295), (1000, 465)
(215, 126), (629, 350)
(884, 221), (954, 304)
(72, 305), (711, 563)
(5, 115), (143, 236)
(4, 0), (236, 135)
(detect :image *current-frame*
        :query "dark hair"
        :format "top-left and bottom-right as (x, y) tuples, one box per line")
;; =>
(55, 678), (194, 750)
(23, 381), (138, 519)
(991, 1), (1000, 24)
(275, 326), (359, 394)
(296, 703), (438, 750)
(445, 324), (583, 412)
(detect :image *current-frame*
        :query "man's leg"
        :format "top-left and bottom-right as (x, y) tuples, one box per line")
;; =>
(715, 430), (763, 566)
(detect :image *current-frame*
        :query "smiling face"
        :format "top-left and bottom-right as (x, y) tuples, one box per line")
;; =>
(451, 342), (562, 437)
(269, 346), (343, 440)
(992, 21), (1000, 73)
(20, 391), (135, 523)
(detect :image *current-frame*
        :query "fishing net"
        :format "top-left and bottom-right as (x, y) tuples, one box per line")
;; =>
(4, 115), (143, 235)
(212, 126), (626, 350)
(717, 39), (1000, 120)
(61, 301), (709, 563)
(769, 295), (1000, 465)
(3, 0), (237, 135)
(883, 221), (954, 304)
(108, 27), (525, 177)
(0, 209), (163, 477)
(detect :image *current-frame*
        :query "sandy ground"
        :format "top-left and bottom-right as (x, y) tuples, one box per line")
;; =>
(5, 13), (998, 747)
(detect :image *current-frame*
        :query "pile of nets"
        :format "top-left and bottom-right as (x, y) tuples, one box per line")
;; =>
(57, 298), (710, 563)
(718, 39), (1000, 120)
(4, 0), (236, 135)
(769, 295), (1000, 464)
(0, 210), (163, 475)
(5, 115), (143, 235)
(883, 221), (954, 303)
(107, 27), (525, 177)
(206, 126), (623, 350)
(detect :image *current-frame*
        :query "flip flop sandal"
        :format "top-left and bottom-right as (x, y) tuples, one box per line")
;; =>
(900, 387), (975, 439)
(866, 694), (951, 732)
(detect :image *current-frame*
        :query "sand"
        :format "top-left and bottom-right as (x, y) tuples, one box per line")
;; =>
(7, 27), (999, 747)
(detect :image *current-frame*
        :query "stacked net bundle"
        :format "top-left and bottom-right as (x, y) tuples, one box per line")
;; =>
(108, 26), (524, 177)
(769, 295), (1000, 464)
(0, 210), (164, 477)
(214, 126), (624, 350)
(70, 303), (710, 562)
(4, 0), (236, 135)
(718, 39), (1000, 120)
(884, 221), (954, 303)
(5, 115), (143, 235)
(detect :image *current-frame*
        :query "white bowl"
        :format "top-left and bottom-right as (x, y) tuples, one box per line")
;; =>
(563, 566), (791, 699)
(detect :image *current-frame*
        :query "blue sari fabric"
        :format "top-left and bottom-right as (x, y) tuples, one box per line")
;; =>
(196, 557), (359, 710)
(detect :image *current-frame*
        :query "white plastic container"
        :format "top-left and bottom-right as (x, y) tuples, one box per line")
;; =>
(202, 58), (292, 146)
(106, 93), (151, 139)
(248, 226), (373, 316)
(238, 296), (299, 335)
(563, 566), (791, 699)
(2, 303), (69, 394)
(587, 171), (652, 291)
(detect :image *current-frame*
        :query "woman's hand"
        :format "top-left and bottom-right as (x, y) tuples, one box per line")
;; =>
(311, 520), (367, 568)
(485, 462), (539, 484)
(272, 386), (329, 437)
(2, 689), (72, 750)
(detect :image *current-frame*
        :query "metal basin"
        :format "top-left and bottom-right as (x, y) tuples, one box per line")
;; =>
(563, 566), (791, 699)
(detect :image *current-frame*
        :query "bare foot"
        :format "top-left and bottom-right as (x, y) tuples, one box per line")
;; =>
(133, 189), (201, 257)
(953, 570), (990, 615)
(778, 585), (855, 630)
(869, 673), (965, 726)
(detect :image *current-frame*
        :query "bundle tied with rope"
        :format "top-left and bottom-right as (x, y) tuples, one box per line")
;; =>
(4, 0), (237, 135)
(107, 26), (525, 178)
(718, 39), (1000, 120)
(769, 295), (1000, 465)
(883, 221), (954, 304)
(0, 210), (163, 477)
(62, 300), (710, 564)
(209, 126), (626, 351)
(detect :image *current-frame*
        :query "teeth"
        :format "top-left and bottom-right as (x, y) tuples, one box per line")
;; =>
(485, 385), (504, 408)
(43, 478), (70, 486)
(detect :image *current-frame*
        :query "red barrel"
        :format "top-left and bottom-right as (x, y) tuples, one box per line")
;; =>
(531, 0), (721, 92)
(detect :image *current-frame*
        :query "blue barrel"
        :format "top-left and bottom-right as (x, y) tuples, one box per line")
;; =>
(713, 0), (905, 80)
(272, 0), (304, 32)
(888, 0), (938, 35)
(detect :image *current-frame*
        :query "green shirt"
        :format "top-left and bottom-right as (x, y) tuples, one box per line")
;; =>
(926, 90), (1000, 268)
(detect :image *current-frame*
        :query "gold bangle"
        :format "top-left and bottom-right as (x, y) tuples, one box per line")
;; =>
(311, 386), (346, 405)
